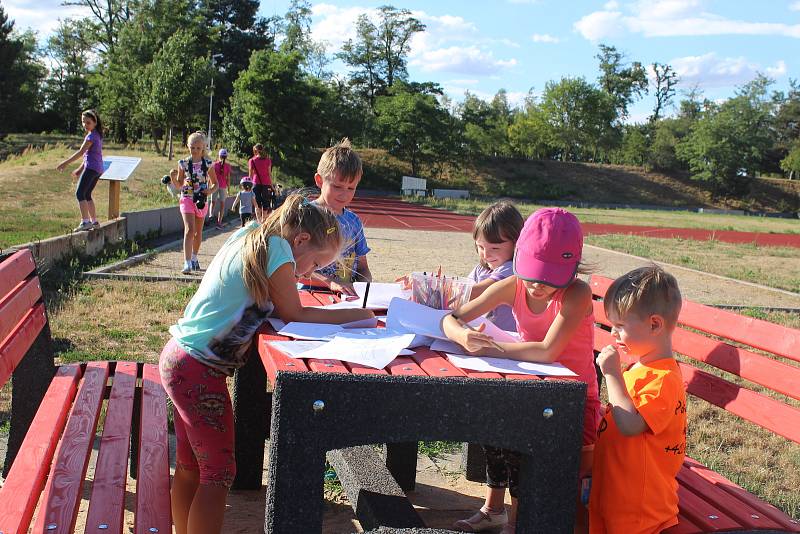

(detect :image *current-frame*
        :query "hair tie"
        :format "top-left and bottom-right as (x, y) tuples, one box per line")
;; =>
(326, 226), (336, 235)
(300, 197), (310, 207)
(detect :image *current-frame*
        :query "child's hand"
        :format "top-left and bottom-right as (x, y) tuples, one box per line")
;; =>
(456, 322), (495, 353)
(56, 162), (66, 172)
(71, 168), (80, 178)
(597, 344), (622, 376)
(331, 278), (356, 296)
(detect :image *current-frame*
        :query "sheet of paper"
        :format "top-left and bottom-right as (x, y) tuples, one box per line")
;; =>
(294, 333), (417, 369)
(315, 282), (410, 310)
(445, 354), (577, 377)
(277, 322), (345, 340)
(268, 339), (413, 358)
(268, 316), (378, 333)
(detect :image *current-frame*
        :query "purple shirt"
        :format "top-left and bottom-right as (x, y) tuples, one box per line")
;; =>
(83, 130), (104, 173)
(468, 260), (516, 332)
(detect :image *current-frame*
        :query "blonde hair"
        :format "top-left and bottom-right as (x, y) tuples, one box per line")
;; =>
(317, 138), (362, 183)
(187, 131), (208, 157)
(241, 192), (342, 308)
(604, 265), (682, 326)
(473, 201), (524, 268)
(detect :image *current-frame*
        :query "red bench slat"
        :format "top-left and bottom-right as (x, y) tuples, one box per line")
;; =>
(0, 303), (46, 387)
(410, 348), (467, 377)
(33, 362), (109, 534)
(677, 464), (784, 531)
(0, 249), (36, 302)
(307, 358), (350, 373)
(0, 277), (43, 349)
(135, 364), (172, 534)
(385, 356), (426, 376)
(662, 513), (704, 534)
(683, 457), (800, 533)
(675, 484), (742, 531)
(84, 362), (138, 534)
(346, 361), (389, 374)
(591, 275), (800, 363)
(678, 362), (800, 444)
(258, 331), (310, 383)
(0, 365), (81, 534)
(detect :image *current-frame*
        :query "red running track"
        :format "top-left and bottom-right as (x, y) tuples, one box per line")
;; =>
(349, 197), (800, 248)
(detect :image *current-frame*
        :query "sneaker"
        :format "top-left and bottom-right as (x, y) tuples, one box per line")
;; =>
(215, 222), (223, 230)
(453, 507), (508, 532)
(73, 221), (92, 232)
(181, 261), (192, 275)
(191, 259), (200, 271)
(91, 221), (100, 229)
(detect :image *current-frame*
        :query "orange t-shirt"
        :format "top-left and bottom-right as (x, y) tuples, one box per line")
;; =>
(589, 357), (686, 534)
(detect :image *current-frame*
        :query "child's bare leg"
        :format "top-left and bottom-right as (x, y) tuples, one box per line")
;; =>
(172, 465), (200, 534)
(182, 212), (195, 261)
(78, 200), (91, 221)
(87, 199), (97, 221)
(187, 484), (229, 534)
(193, 216), (205, 254)
(485, 485), (506, 512)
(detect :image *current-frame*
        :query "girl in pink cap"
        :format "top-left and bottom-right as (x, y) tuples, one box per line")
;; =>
(444, 207), (600, 534)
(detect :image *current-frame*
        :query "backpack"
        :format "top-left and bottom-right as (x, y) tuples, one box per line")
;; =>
(183, 157), (210, 182)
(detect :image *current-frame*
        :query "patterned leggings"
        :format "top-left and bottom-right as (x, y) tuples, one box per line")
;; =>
(159, 338), (236, 487)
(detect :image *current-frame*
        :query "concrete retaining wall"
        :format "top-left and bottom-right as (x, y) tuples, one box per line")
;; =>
(10, 219), (126, 269)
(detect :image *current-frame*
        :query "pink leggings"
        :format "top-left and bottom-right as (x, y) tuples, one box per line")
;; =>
(159, 338), (236, 487)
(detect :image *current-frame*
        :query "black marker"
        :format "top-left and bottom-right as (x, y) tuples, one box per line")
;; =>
(362, 282), (371, 308)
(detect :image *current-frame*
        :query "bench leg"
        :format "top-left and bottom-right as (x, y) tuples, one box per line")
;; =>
(3, 326), (55, 477)
(384, 442), (418, 491)
(461, 442), (487, 482)
(232, 344), (269, 490)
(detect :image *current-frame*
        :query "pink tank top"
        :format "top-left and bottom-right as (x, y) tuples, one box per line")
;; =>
(511, 277), (599, 401)
(249, 156), (272, 186)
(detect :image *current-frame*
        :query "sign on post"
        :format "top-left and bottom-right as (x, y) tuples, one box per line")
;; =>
(401, 176), (427, 197)
(100, 156), (141, 219)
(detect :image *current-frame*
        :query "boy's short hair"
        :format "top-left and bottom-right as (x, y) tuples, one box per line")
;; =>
(317, 138), (362, 183)
(604, 265), (682, 326)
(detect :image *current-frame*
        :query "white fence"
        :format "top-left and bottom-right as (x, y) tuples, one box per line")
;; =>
(401, 176), (427, 196)
(432, 189), (469, 199)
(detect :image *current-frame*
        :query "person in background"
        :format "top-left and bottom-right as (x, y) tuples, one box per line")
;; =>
(248, 143), (273, 222)
(231, 178), (257, 227)
(210, 148), (231, 229)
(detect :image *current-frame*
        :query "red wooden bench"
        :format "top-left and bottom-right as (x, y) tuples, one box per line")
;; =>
(590, 274), (800, 533)
(0, 248), (171, 534)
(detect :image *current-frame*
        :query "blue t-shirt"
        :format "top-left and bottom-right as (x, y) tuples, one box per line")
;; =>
(169, 229), (294, 375)
(468, 260), (516, 332)
(238, 190), (255, 214)
(316, 207), (370, 281)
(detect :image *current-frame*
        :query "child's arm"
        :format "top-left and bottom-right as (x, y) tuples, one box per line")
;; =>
(355, 255), (373, 283)
(442, 276), (516, 351)
(71, 163), (85, 178)
(469, 278), (498, 299)
(206, 164), (218, 195)
(596, 344), (649, 436)
(57, 138), (93, 171)
(231, 193), (240, 212)
(250, 195), (258, 211)
(309, 271), (356, 296)
(270, 263), (374, 323)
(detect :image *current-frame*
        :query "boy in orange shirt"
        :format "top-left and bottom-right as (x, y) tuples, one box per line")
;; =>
(589, 265), (687, 534)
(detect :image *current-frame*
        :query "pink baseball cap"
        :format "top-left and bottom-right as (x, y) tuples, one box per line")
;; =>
(513, 208), (583, 287)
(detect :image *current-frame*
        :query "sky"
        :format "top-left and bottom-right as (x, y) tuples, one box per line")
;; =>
(6, 0), (800, 122)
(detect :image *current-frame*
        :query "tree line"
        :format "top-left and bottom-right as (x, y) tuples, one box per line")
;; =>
(1, 0), (799, 198)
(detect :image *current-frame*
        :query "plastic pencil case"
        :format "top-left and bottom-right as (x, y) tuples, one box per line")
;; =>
(410, 272), (474, 310)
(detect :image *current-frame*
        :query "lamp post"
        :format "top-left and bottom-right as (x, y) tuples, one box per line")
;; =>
(207, 76), (215, 149)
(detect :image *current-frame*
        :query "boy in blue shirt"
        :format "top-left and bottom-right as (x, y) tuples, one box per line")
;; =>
(311, 138), (372, 295)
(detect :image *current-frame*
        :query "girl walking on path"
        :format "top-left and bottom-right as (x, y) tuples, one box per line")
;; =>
(248, 143), (273, 223)
(56, 109), (105, 232)
(210, 148), (231, 229)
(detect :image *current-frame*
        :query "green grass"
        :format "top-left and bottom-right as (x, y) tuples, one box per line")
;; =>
(410, 196), (800, 234)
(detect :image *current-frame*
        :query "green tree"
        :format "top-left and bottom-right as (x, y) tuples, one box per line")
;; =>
(780, 141), (800, 180)
(458, 90), (514, 156)
(596, 44), (648, 121)
(62, 0), (132, 54)
(338, 14), (382, 111)
(539, 76), (616, 161)
(650, 62), (679, 122)
(374, 82), (450, 176)
(677, 76), (775, 195)
(508, 101), (550, 159)
(618, 125), (648, 166)
(647, 119), (681, 171)
(0, 7), (46, 132)
(375, 5), (425, 88)
(44, 19), (93, 133)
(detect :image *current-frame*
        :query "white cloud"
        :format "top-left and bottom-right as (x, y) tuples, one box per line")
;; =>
(4, 0), (89, 37)
(604, 0), (620, 9)
(574, 0), (800, 40)
(531, 33), (561, 43)
(410, 45), (517, 75)
(790, 1), (800, 11)
(670, 52), (788, 88)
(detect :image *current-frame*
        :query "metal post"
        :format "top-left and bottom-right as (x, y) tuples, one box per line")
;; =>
(207, 77), (215, 149)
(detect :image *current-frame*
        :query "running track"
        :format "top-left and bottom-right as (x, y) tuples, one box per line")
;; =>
(348, 197), (800, 248)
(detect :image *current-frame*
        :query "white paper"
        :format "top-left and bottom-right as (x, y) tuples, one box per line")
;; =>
(445, 354), (577, 377)
(315, 282), (410, 310)
(268, 316), (379, 333)
(277, 322), (346, 340)
(268, 339), (413, 358)
(294, 333), (417, 369)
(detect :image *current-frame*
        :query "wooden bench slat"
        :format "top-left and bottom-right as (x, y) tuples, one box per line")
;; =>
(0, 303), (46, 387)
(0, 277), (43, 349)
(258, 331), (310, 383)
(385, 356), (426, 376)
(84, 362), (138, 534)
(591, 274), (800, 363)
(0, 249), (36, 303)
(593, 300), (800, 401)
(678, 362), (800, 444)
(0, 365), (81, 534)
(675, 484), (742, 531)
(684, 457), (800, 533)
(677, 463), (785, 531)
(410, 348), (467, 377)
(33, 362), (109, 534)
(135, 364), (172, 534)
